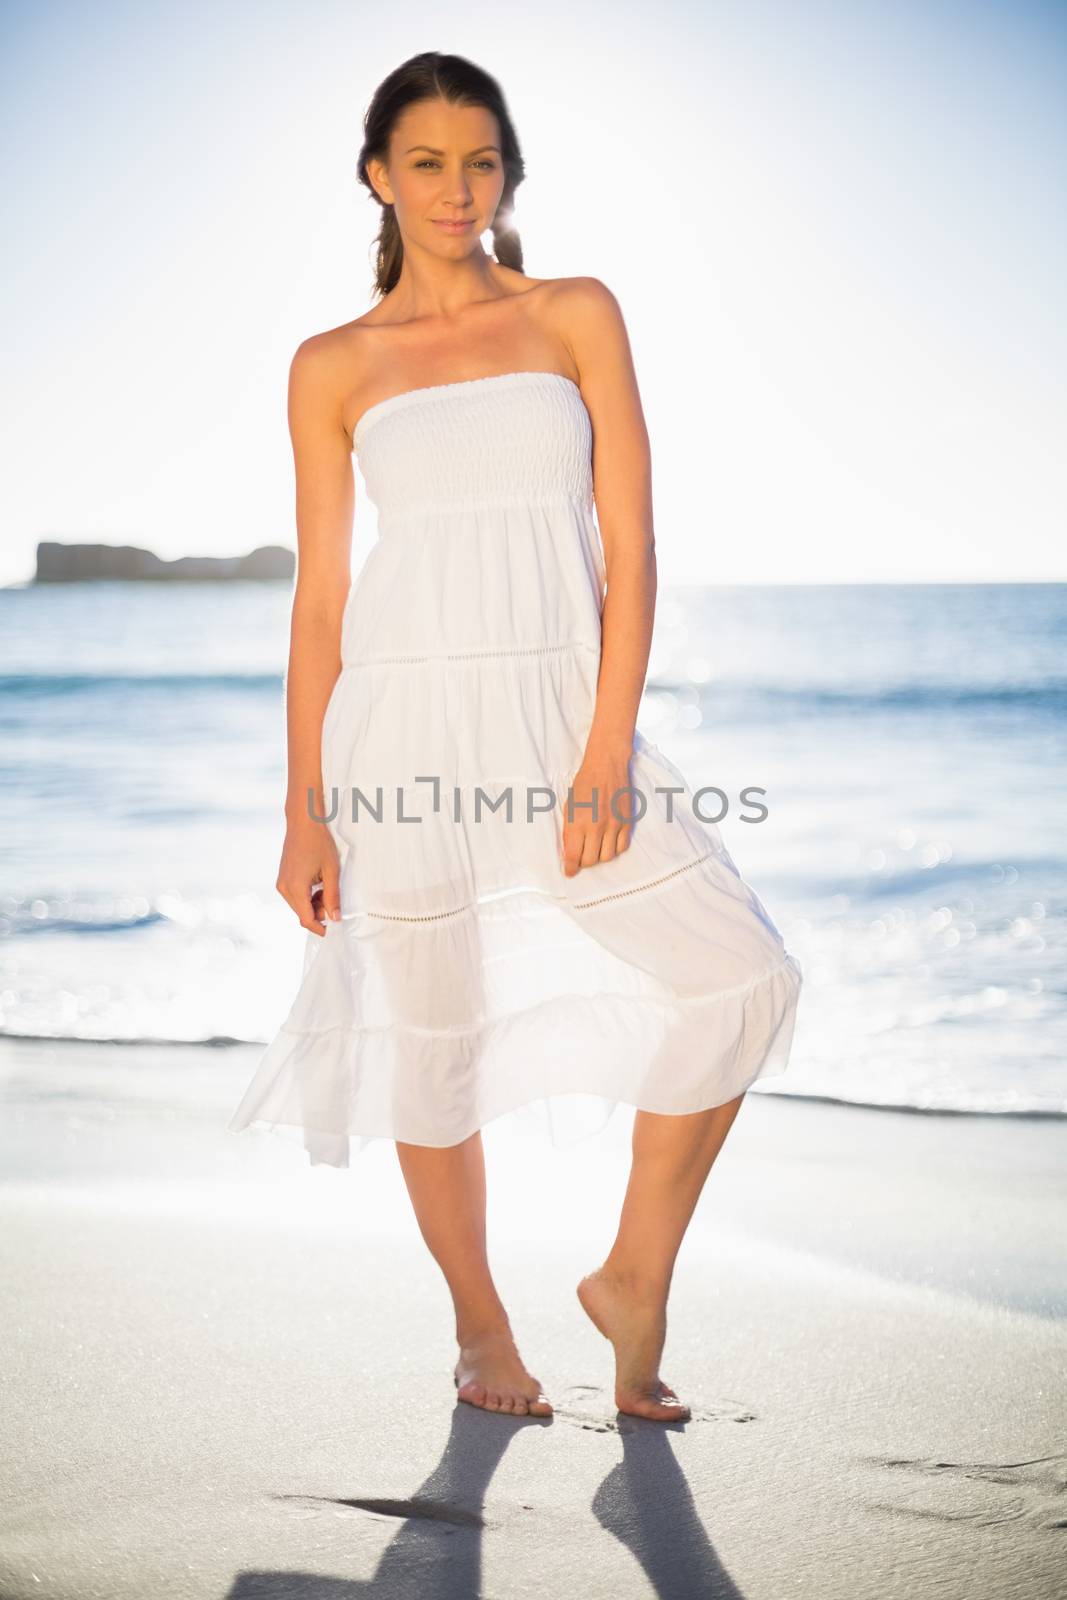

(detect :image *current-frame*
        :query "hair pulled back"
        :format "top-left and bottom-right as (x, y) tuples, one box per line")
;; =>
(357, 51), (527, 299)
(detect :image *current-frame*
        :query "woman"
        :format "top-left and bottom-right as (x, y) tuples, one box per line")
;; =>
(228, 51), (802, 1424)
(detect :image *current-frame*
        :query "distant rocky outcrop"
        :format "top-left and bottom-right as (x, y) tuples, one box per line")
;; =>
(34, 541), (295, 582)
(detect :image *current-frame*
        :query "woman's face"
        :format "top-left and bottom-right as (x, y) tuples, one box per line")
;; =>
(369, 97), (506, 257)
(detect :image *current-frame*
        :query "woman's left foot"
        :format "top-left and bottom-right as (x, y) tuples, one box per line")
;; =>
(576, 1265), (691, 1422)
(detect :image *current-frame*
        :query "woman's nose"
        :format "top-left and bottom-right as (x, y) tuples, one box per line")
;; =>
(441, 171), (473, 204)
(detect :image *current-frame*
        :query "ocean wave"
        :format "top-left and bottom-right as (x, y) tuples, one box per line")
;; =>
(0, 893), (272, 937)
(0, 905), (168, 936)
(1, 671), (1064, 713)
(748, 855), (1063, 901)
(845, 857), (1061, 897)
(756, 1087), (1067, 1118)
(0, 1028), (252, 1047)
(0, 672), (282, 697)
(645, 679), (1067, 714)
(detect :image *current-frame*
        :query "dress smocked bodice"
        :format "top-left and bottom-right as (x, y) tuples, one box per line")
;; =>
(340, 370), (607, 668)
(353, 370), (594, 523)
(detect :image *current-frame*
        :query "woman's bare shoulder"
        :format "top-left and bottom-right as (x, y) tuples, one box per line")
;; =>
(509, 271), (622, 313)
(541, 274), (624, 319)
(290, 315), (367, 371)
(283, 325), (368, 451)
(531, 276), (629, 378)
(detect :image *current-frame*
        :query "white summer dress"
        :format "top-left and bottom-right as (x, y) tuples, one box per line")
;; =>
(227, 370), (803, 1168)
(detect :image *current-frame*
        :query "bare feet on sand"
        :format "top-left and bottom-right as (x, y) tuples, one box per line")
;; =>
(576, 1266), (692, 1422)
(453, 1322), (554, 1417)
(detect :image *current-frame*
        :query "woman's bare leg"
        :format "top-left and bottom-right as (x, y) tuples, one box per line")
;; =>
(577, 1094), (746, 1420)
(395, 1131), (553, 1416)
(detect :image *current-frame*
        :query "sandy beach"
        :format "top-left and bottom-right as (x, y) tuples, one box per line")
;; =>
(0, 1036), (1063, 1599)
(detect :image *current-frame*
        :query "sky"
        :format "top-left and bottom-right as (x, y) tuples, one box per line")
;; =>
(1, 0), (1064, 587)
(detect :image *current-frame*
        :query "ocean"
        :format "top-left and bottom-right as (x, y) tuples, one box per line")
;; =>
(1, 579), (1063, 1115)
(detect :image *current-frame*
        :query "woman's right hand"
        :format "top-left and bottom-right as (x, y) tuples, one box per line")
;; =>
(276, 817), (342, 937)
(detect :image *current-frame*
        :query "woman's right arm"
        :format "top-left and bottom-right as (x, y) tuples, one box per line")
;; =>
(275, 334), (355, 937)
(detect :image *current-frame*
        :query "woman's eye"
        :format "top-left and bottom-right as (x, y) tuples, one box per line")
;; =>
(414, 160), (497, 171)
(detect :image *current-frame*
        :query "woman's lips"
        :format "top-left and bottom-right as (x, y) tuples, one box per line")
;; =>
(433, 219), (475, 233)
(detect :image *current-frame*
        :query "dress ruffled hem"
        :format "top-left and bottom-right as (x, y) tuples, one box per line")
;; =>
(226, 950), (802, 1168)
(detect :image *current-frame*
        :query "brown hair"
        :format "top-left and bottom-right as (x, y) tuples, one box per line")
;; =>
(357, 51), (527, 299)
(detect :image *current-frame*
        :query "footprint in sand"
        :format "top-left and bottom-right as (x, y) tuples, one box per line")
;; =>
(555, 1383), (757, 1432)
(863, 1450), (1067, 1530)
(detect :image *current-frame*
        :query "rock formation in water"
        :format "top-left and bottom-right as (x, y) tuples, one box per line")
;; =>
(34, 541), (295, 582)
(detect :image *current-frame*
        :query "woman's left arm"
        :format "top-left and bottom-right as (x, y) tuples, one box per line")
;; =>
(552, 276), (657, 876)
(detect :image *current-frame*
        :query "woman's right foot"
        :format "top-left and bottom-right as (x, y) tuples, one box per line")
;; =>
(453, 1322), (553, 1416)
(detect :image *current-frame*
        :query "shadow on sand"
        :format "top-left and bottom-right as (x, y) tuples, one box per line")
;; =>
(226, 1396), (745, 1598)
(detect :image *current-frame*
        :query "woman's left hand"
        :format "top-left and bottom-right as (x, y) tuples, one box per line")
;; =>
(561, 742), (635, 876)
